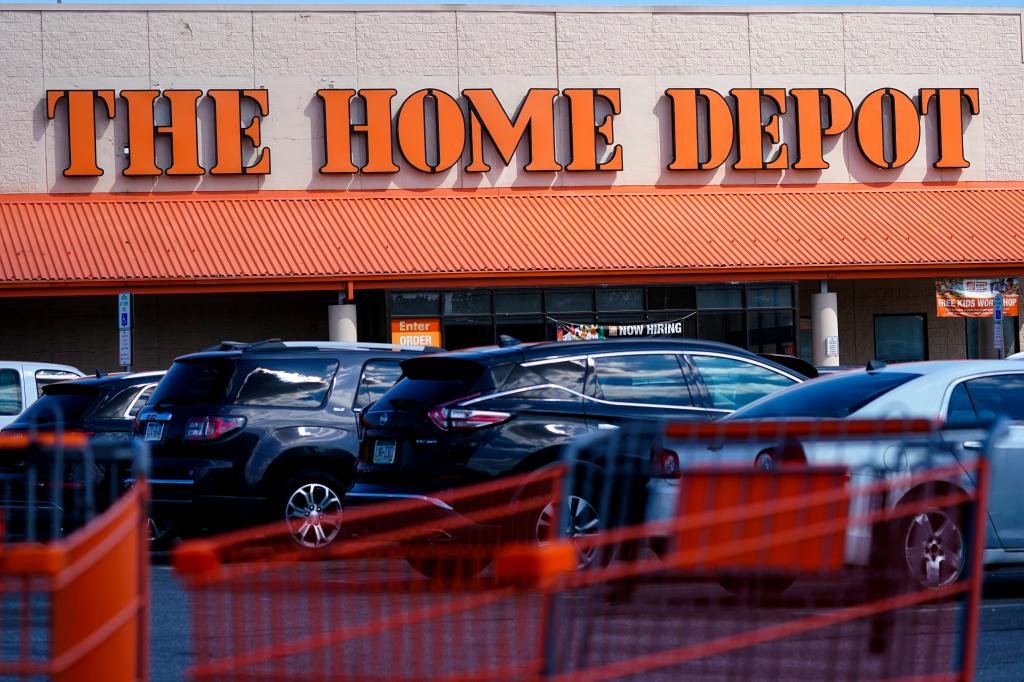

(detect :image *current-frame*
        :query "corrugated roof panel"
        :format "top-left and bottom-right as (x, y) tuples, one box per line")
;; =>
(2, 183), (1024, 290)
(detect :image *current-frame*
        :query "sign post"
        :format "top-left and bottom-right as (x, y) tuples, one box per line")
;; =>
(118, 292), (133, 371)
(994, 294), (1005, 358)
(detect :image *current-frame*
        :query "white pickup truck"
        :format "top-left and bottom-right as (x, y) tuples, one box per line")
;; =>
(0, 362), (84, 430)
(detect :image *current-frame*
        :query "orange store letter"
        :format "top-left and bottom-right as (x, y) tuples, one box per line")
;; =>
(564, 89), (623, 172)
(790, 89), (853, 170)
(208, 90), (271, 175)
(855, 88), (920, 169)
(919, 88), (981, 169)
(665, 88), (734, 171)
(730, 89), (788, 171)
(121, 89), (204, 176)
(463, 89), (560, 173)
(396, 89), (465, 173)
(319, 89), (399, 174)
(46, 90), (115, 177)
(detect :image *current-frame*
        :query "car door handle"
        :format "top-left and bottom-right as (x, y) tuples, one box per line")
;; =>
(961, 440), (984, 451)
(597, 423), (620, 430)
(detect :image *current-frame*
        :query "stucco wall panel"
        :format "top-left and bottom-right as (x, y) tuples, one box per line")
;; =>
(149, 12), (254, 79)
(253, 13), (356, 77)
(456, 12), (557, 77)
(0, 12), (44, 193)
(556, 13), (654, 76)
(650, 14), (749, 75)
(356, 12), (457, 77)
(749, 14), (843, 75)
(42, 12), (149, 78)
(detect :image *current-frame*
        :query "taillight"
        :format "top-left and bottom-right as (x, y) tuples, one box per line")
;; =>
(427, 400), (512, 431)
(651, 446), (681, 479)
(185, 416), (246, 441)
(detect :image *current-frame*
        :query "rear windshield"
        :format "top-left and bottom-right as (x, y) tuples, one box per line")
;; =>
(379, 357), (498, 409)
(12, 386), (101, 426)
(149, 357), (340, 409)
(732, 372), (919, 419)
(148, 360), (235, 408)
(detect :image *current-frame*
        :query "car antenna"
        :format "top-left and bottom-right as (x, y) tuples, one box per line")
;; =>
(866, 359), (886, 372)
(498, 335), (521, 348)
(94, 369), (105, 378)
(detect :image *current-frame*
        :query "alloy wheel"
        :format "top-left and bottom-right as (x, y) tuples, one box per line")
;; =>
(285, 482), (343, 549)
(536, 495), (602, 569)
(903, 509), (964, 589)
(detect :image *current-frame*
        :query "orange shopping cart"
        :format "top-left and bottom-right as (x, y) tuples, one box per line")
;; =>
(173, 417), (998, 681)
(0, 431), (150, 682)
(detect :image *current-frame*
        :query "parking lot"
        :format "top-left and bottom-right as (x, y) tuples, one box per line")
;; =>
(149, 563), (1024, 682)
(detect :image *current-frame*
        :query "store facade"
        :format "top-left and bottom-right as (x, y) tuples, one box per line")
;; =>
(1, 5), (1023, 371)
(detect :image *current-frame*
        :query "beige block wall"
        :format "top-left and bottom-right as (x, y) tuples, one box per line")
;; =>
(2, 6), (1023, 194)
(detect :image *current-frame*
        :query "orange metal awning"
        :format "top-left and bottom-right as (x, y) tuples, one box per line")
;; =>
(2, 182), (1023, 296)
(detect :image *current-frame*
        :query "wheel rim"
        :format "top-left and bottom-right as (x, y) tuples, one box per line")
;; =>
(903, 509), (964, 589)
(285, 482), (343, 549)
(537, 495), (602, 569)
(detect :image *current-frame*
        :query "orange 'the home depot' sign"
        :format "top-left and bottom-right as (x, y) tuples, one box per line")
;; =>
(391, 319), (441, 348)
(45, 87), (979, 177)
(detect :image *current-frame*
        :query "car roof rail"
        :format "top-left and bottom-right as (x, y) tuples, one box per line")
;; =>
(201, 339), (285, 352)
(279, 341), (440, 353)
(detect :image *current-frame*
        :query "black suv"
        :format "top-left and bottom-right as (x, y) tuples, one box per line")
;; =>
(140, 340), (431, 547)
(354, 339), (804, 560)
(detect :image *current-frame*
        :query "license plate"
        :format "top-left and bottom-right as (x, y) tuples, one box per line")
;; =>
(144, 422), (164, 442)
(372, 440), (397, 465)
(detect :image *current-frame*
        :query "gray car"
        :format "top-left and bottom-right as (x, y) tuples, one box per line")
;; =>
(646, 360), (1024, 589)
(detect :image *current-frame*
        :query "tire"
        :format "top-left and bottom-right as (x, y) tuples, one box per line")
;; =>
(278, 470), (346, 549)
(893, 501), (965, 590)
(534, 477), (612, 570)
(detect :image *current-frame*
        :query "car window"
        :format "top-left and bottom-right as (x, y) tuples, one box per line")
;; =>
(732, 371), (918, 419)
(35, 370), (81, 398)
(354, 361), (404, 409)
(503, 359), (586, 394)
(94, 386), (147, 419)
(0, 369), (22, 415)
(962, 374), (1024, 421)
(12, 387), (100, 425)
(235, 359), (340, 408)
(946, 383), (978, 425)
(129, 385), (155, 418)
(690, 355), (797, 410)
(591, 354), (693, 407)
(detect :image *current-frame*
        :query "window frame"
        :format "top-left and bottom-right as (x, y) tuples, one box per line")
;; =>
(0, 368), (23, 416)
(582, 351), (706, 413)
(942, 371), (1024, 422)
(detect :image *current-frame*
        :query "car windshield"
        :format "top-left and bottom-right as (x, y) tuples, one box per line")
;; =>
(731, 371), (919, 420)
(148, 359), (235, 408)
(11, 386), (101, 426)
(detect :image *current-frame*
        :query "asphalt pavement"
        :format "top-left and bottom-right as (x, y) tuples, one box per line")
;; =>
(149, 565), (1024, 682)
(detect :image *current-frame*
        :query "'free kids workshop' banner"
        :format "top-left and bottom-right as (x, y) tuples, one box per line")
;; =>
(935, 278), (1020, 317)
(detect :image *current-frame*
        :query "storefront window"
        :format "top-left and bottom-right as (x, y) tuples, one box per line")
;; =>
(546, 289), (594, 313)
(495, 290), (542, 314)
(697, 285), (743, 309)
(648, 286), (696, 311)
(442, 319), (493, 350)
(496, 318), (546, 343)
(698, 311), (746, 347)
(747, 285), (793, 308)
(390, 292), (440, 316)
(444, 291), (490, 315)
(748, 310), (795, 354)
(874, 314), (927, 363)
(597, 288), (642, 311)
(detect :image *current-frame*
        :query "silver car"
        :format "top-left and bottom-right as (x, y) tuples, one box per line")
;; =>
(646, 360), (1024, 589)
